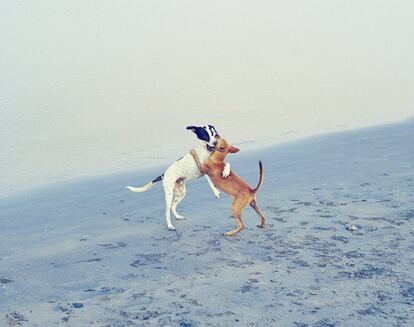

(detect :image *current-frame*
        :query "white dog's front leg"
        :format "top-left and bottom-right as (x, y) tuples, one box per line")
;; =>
(222, 162), (231, 178)
(205, 175), (221, 199)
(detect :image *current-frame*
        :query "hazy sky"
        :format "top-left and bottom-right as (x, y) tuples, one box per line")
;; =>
(1, 1), (413, 195)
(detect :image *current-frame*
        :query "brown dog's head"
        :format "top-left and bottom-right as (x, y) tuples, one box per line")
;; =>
(214, 138), (240, 159)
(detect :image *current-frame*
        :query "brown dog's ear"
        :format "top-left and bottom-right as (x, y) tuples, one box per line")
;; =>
(229, 146), (240, 153)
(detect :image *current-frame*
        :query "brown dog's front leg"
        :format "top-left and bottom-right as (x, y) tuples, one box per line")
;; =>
(190, 149), (208, 174)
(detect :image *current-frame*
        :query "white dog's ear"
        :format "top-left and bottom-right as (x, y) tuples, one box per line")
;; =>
(186, 126), (197, 132)
(229, 146), (240, 153)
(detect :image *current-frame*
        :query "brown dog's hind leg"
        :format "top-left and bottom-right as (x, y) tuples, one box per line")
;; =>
(250, 198), (266, 228)
(224, 214), (245, 236)
(224, 197), (248, 236)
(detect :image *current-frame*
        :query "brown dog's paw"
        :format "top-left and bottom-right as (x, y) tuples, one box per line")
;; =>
(224, 227), (244, 236)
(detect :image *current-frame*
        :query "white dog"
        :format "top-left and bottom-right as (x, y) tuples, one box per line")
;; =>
(126, 125), (230, 231)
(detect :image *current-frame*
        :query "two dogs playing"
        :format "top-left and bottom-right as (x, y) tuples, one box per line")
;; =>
(126, 125), (265, 236)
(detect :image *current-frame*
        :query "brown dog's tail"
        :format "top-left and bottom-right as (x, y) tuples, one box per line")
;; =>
(252, 161), (264, 194)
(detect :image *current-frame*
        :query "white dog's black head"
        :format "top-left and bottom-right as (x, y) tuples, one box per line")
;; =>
(186, 125), (220, 151)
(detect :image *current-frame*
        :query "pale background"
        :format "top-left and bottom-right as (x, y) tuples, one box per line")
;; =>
(1, 0), (413, 196)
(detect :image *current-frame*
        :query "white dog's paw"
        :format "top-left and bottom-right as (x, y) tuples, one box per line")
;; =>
(222, 163), (231, 178)
(168, 225), (176, 231)
(215, 192), (221, 199)
(175, 215), (186, 220)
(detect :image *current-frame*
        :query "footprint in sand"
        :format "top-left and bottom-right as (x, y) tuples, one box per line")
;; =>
(331, 235), (349, 244)
(0, 277), (14, 284)
(130, 253), (166, 267)
(5, 312), (28, 326)
(98, 242), (127, 249)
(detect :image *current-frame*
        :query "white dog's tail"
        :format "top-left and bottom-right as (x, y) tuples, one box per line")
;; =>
(126, 174), (164, 193)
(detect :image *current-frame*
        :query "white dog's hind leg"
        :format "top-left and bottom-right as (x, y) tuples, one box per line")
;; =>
(204, 175), (221, 199)
(172, 182), (186, 220)
(163, 184), (175, 231)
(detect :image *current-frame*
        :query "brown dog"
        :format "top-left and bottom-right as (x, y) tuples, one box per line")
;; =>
(190, 138), (265, 236)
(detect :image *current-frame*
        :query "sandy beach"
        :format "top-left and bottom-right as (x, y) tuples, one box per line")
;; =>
(1, 120), (413, 326)
(2, 1), (414, 326)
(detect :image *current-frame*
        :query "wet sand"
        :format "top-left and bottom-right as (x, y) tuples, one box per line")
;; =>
(1, 120), (413, 326)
